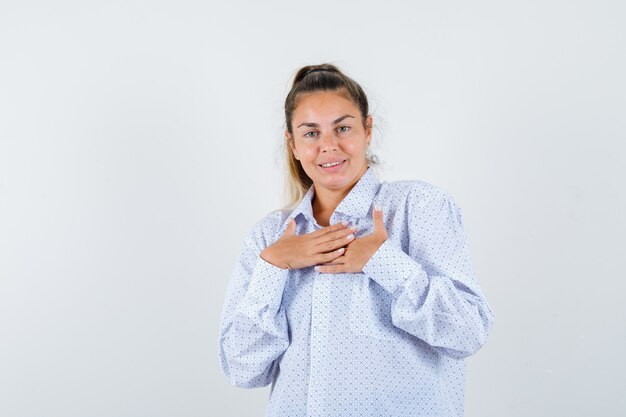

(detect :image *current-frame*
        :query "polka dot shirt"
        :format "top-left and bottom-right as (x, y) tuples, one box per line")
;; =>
(218, 167), (495, 417)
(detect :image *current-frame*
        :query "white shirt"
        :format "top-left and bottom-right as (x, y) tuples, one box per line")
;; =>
(218, 167), (495, 416)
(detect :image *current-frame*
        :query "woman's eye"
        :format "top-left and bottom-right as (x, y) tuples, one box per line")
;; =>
(337, 126), (350, 133)
(304, 131), (317, 138)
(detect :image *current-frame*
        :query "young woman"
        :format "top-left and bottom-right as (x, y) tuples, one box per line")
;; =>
(217, 63), (495, 417)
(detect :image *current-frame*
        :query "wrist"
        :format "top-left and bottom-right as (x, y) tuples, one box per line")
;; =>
(370, 235), (388, 254)
(260, 246), (287, 270)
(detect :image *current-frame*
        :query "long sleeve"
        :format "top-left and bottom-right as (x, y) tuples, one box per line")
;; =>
(363, 186), (495, 359)
(217, 219), (290, 388)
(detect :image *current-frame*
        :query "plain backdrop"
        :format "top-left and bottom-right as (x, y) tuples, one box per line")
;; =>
(1, 1), (624, 416)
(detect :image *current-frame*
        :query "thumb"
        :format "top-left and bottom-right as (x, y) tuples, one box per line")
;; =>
(283, 218), (297, 236)
(373, 204), (386, 235)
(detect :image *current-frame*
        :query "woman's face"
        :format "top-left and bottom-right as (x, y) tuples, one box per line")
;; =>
(287, 89), (372, 196)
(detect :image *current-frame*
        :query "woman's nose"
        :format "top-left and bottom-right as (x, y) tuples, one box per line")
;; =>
(319, 131), (338, 152)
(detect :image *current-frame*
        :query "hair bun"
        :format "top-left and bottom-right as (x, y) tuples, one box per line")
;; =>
(304, 66), (337, 76)
(293, 64), (340, 85)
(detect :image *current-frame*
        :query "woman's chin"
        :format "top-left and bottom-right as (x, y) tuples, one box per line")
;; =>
(313, 176), (352, 193)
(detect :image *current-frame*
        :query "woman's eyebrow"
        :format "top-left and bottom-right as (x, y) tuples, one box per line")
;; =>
(297, 114), (355, 129)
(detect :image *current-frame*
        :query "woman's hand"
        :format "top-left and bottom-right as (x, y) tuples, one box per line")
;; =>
(315, 206), (388, 274)
(260, 219), (357, 270)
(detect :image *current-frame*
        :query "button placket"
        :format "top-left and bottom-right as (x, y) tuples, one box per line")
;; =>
(307, 259), (332, 416)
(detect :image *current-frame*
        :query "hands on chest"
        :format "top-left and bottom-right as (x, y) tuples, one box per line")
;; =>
(260, 206), (388, 273)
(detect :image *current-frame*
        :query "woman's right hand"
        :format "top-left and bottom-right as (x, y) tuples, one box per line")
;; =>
(260, 219), (357, 270)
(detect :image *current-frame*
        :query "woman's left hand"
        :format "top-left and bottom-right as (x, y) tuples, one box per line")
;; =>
(315, 206), (388, 274)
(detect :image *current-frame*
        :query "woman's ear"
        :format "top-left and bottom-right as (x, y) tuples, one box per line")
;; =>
(286, 130), (298, 159)
(365, 115), (373, 145)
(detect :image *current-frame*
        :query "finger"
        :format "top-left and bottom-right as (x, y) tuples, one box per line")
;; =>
(322, 224), (358, 242)
(317, 248), (346, 264)
(317, 256), (346, 266)
(309, 220), (350, 238)
(373, 204), (385, 232)
(315, 263), (346, 274)
(315, 227), (357, 252)
(283, 218), (297, 236)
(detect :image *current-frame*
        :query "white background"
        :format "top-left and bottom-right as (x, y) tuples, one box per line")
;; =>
(1, 1), (624, 416)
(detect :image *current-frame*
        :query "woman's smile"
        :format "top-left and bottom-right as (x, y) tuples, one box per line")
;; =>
(318, 159), (347, 172)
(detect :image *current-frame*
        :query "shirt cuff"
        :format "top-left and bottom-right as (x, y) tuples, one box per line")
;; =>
(362, 239), (429, 296)
(237, 256), (289, 321)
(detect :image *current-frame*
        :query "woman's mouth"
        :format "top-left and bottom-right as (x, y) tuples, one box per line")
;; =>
(318, 159), (347, 171)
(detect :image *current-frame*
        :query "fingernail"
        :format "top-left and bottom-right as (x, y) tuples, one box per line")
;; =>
(337, 247), (345, 253)
(340, 220), (349, 226)
(374, 204), (382, 211)
(314, 266), (320, 272)
(350, 226), (358, 231)
(346, 234), (354, 240)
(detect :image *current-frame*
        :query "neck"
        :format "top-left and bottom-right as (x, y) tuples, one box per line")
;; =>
(312, 188), (350, 225)
(312, 166), (367, 226)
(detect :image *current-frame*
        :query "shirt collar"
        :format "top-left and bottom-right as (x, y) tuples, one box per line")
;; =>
(288, 184), (316, 224)
(288, 167), (381, 225)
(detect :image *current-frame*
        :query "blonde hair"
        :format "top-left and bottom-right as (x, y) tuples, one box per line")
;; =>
(282, 63), (378, 208)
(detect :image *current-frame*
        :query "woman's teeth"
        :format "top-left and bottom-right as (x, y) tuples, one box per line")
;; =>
(321, 161), (343, 168)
